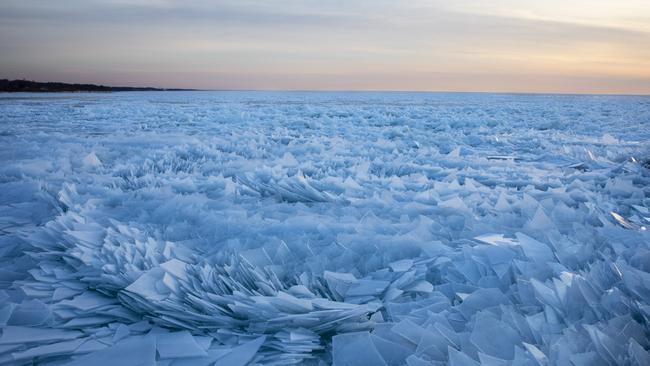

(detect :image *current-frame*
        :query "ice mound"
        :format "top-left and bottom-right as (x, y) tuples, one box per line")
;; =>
(1, 92), (649, 365)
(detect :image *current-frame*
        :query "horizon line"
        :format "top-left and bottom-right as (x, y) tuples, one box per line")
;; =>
(3, 78), (650, 97)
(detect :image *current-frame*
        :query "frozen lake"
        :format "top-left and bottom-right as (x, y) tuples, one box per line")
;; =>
(1, 91), (649, 365)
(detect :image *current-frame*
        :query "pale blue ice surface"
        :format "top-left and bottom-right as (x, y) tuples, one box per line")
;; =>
(1, 91), (649, 365)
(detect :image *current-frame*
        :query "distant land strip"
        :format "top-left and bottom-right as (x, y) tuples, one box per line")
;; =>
(0, 79), (194, 92)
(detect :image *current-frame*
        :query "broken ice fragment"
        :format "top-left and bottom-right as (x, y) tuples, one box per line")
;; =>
(610, 212), (640, 230)
(515, 233), (555, 263)
(156, 331), (208, 359)
(160, 259), (189, 281)
(64, 335), (156, 366)
(405, 281), (433, 293)
(6, 299), (50, 326)
(213, 336), (266, 366)
(389, 259), (414, 272)
(124, 268), (168, 301)
(11, 338), (86, 362)
(448, 346), (480, 366)
(526, 207), (554, 231)
(83, 152), (102, 168)
(474, 234), (517, 247)
(0, 326), (83, 344)
(523, 342), (548, 366)
(332, 331), (387, 366)
(469, 313), (519, 360)
(346, 279), (390, 297)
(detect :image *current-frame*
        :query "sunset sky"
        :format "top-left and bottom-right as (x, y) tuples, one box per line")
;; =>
(1, 0), (649, 93)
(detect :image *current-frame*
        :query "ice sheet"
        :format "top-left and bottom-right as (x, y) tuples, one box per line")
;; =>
(1, 91), (649, 365)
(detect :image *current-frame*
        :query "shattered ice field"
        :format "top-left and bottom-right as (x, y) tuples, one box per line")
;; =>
(1, 91), (650, 366)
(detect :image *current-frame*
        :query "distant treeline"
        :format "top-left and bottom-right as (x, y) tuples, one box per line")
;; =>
(0, 79), (192, 92)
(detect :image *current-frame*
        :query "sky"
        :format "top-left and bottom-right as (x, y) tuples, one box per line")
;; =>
(1, 0), (650, 94)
